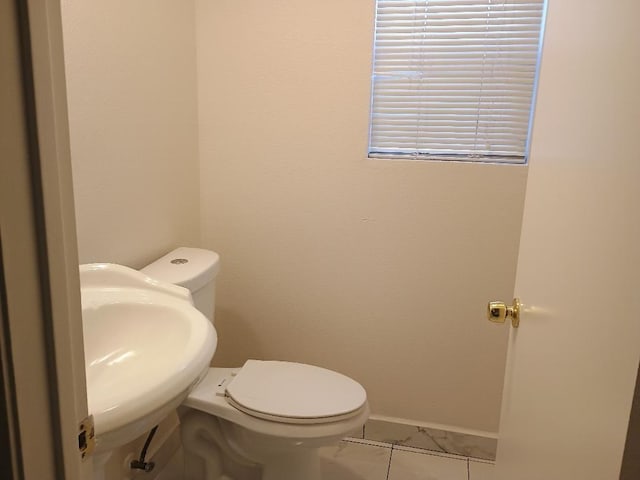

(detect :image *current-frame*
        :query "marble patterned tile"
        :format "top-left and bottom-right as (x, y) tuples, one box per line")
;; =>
(366, 420), (443, 452)
(388, 448), (468, 480)
(365, 419), (497, 461)
(469, 460), (496, 480)
(347, 425), (365, 439)
(394, 444), (468, 461)
(318, 439), (392, 480)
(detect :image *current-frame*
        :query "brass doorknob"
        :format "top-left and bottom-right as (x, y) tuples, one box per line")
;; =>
(487, 298), (521, 328)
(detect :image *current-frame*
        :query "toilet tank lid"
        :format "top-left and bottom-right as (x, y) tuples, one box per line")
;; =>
(140, 247), (220, 293)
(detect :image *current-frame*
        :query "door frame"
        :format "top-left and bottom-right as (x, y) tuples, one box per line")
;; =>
(1, 0), (90, 478)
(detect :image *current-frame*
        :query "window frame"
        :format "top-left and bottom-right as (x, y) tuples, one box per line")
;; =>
(367, 0), (548, 165)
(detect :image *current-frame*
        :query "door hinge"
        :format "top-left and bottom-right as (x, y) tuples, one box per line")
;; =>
(78, 415), (95, 460)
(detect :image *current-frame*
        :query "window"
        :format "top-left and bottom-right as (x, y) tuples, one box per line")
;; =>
(369, 0), (546, 163)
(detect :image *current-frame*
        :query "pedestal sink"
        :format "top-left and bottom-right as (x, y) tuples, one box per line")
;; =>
(80, 263), (217, 455)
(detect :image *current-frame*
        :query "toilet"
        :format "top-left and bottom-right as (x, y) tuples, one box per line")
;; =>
(141, 247), (369, 480)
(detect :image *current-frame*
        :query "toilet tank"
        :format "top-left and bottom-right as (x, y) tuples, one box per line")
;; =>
(141, 247), (220, 323)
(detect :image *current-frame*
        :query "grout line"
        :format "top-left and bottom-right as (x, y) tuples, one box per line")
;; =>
(392, 444), (468, 462)
(344, 437), (393, 449)
(385, 446), (394, 480)
(469, 458), (496, 465)
(370, 437), (490, 462)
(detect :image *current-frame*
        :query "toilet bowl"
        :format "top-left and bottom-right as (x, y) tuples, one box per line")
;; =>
(141, 248), (369, 480)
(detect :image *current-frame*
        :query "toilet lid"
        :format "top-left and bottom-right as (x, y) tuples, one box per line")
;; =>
(225, 360), (367, 424)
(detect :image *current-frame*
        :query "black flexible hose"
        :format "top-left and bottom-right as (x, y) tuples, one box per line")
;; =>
(130, 425), (159, 472)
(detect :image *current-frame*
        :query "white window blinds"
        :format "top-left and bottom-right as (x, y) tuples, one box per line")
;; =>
(369, 0), (545, 163)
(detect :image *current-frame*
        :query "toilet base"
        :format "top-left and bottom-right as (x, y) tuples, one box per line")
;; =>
(182, 411), (259, 480)
(181, 409), (357, 480)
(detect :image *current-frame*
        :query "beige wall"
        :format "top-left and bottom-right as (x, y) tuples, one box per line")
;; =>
(196, 0), (528, 432)
(60, 0), (528, 433)
(61, 0), (201, 269)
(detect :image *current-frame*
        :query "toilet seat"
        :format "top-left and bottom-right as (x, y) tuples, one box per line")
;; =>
(224, 360), (367, 425)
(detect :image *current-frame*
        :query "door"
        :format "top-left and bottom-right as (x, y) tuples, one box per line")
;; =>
(494, 1), (640, 479)
(1, 0), (91, 478)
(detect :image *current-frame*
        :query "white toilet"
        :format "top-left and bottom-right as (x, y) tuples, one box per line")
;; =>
(141, 247), (369, 480)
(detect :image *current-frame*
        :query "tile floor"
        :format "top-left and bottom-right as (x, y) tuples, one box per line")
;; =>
(319, 438), (494, 480)
(158, 437), (494, 480)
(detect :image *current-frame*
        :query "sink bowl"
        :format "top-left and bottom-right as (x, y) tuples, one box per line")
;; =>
(80, 263), (217, 452)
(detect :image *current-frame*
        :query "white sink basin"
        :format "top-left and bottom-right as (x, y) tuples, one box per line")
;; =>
(80, 263), (217, 452)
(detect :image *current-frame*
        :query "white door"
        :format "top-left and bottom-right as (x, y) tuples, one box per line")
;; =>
(494, 1), (640, 479)
(1, 0), (91, 478)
